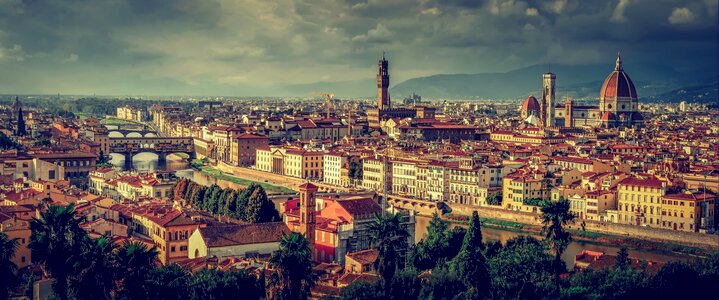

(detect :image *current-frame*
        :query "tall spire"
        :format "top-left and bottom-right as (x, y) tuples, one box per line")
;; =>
(615, 52), (623, 71)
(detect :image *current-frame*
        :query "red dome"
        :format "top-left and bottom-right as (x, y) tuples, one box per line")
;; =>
(600, 55), (637, 100)
(521, 95), (540, 111)
(601, 112), (616, 121)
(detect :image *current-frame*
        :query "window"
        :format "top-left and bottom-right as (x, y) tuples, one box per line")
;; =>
(171, 246), (176, 252)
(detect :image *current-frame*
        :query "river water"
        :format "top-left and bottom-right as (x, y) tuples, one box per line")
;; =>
(104, 124), (693, 269)
(414, 215), (692, 268)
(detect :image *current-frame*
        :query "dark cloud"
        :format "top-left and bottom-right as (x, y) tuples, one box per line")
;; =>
(0, 0), (716, 95)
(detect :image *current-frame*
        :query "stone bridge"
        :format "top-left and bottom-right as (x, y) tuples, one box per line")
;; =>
(109, 137), (194, 169)
(387, 195), (447, 216)
(108, 124), (157, 137)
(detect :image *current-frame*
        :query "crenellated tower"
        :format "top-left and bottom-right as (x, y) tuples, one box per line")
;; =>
(377, 53), (390, 110)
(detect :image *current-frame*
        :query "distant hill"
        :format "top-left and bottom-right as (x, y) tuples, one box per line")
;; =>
(390, 63), (694, 100)
(647, 79), (718, 103)
(277, 63), (716, 102)
(281, 79), (375, 98)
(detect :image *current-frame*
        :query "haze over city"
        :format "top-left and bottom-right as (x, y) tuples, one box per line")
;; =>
(0, 0), (717, 96)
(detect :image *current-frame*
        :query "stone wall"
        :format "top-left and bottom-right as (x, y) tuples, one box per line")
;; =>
(448, 203), (719, 250)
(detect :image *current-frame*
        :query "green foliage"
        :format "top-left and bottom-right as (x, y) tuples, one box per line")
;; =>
(146, 264), (190, 300)
(540, 198), (576, 295)
(349, 160), (363, 180)
(388, 269), (422, 300)
(338, 279), (384, 300)
(489, 236), (555, 300)
(615, 247), (630, 270)
(29, 204), (86, 300)
(0, 232), (18, 300)
(188, 268), (264, 300)
(269, 233), (315, 300)
(70, 236), (117, 300)
(114, 241), (159, 300)
(177, 179), (281, 223)
(414, 213), (453, 270)
(368, 213), (410, 295)
(449, 211), (490, 297)
(0, 132), (20, 150)
(418, 267), (465, 300)
(486, 194), (502, 206)
(523, 197), (544, 206)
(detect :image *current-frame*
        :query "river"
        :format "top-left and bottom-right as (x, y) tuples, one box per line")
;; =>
(104, 123), (692, 268)
(414, 215), (692, 269)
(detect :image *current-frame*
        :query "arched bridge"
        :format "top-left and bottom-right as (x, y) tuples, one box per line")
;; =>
(387, 195), (448, 216)
(108, 124), (157, 137)
(109, 137), (194, 169)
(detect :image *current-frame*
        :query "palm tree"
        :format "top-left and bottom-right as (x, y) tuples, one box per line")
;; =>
(268, 232), (315, 300)
(114, 241), (159, 300)
(70, 236), (117, 300)
(368, 212), (409, 294)
(0, 232), (19, 299)
(540, 198), (576, 296)
(29, 204), (86, 300)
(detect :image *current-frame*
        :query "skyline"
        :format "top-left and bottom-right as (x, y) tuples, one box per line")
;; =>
(0, 0), (717, 96)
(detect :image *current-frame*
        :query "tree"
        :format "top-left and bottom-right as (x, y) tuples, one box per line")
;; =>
(146, 264), (190, 300)
(540, 198), (575, 296)
(244, 185), (280, 223)
(268, 233), (315, 300)
(349, 160), (363, 183)
(368, 212), (409, 295)
(29, 204), (86, 300)
(70, 236), (117, 300)
(450, 211), (490, 297)
(418, 267), (465, 300)
(486, 194), (502, 206)
(488, 236), (554, 299)
(114, 241), (159, 300)
(0, 132), (20, 150)
(188, 268), (263, 300)
(96, 149), (112, 167)
(414, 213), (451, 270)
(0, 232), (18, 300)
(650, 262), (701, 299)
(388, 268), (421, 300)
(338, 279), (384, 300)
(616, 246), (630, 270)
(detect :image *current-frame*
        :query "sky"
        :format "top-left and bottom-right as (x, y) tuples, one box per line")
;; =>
(0, 0), (717, 96)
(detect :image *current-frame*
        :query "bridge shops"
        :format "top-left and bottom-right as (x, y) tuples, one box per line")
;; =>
(109, 137), (195, 170)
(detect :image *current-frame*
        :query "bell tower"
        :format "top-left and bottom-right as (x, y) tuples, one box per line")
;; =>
(298, 182), (317, 259)
(377, 53), (390, 110)
(542, 72), (556, 128)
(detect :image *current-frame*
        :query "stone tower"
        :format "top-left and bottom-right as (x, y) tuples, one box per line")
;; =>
(13, 96), (26, 137)
(377, 53), (390, 110)
(298, 182), (317, 259)
(541, 72), (556, 128)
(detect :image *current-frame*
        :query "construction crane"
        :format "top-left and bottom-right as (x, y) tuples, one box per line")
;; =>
(315, 92), (334, 119)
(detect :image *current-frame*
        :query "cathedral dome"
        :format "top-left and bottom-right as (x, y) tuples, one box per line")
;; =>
(600, 54), (637, 100)
(521, 95), (540, 111)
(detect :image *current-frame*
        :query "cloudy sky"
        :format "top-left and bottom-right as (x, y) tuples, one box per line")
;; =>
(0, 0), (716, 96)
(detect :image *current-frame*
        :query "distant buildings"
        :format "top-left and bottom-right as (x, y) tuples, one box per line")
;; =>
(521, 55), (643, 128)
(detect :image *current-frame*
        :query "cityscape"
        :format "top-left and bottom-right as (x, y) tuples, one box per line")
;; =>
(1, 1), (718, 300)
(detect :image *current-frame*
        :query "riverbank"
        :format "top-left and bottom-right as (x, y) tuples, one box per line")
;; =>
(192, 164), (295, 194)
(442, 213), (712, 258)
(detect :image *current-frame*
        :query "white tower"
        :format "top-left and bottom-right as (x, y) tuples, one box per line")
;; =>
(542, 72), (556, 128)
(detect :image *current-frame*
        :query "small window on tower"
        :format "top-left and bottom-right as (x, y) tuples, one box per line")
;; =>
(622, 104), (626, 109)
(608, 104), (612, 109)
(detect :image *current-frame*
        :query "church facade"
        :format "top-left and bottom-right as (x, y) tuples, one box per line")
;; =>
(521, 55), (643, 128)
